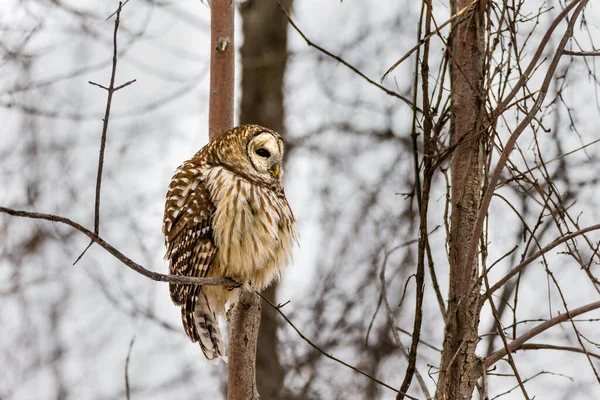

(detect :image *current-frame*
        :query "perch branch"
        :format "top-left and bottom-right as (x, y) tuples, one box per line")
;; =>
(0, 206), (237, 287)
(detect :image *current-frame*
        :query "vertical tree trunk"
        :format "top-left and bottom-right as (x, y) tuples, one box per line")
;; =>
(240, 1), (292, 398)
(436, 1), (487, 399)
(208, 0), (234, 140)
(207, 0), (261, 399)
(228, 292), (262, 400)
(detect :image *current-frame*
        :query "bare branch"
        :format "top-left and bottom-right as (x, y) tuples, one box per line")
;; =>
(517, 343), (600, 361)
(381, 0), (479, 81)
(485, 301), (600, 369)
(0, 206), (237, 287)
(486, 222), (600, 296)
(80, 2), (136, 263)
(462, 0), (589, 284)
(275, 0), (418, 111)
(125, 336), (135, 400)
(91, 1), (135, 235)
(563, 50), (600, 57)
(256, 292), (419, 399)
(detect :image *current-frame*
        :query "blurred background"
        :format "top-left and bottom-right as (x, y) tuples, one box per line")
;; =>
(1, 1), (600, 399)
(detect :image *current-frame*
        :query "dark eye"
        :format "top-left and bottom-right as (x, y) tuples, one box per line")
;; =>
(255, 148), (270, 158)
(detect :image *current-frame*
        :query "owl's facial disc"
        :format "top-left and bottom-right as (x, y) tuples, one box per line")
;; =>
(247, 132), (284, 181)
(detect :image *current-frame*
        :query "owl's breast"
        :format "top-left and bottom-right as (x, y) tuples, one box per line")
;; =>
(206, 167), (295, 289)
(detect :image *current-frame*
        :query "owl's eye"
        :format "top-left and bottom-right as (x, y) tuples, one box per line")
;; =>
(255, 148), (270, 158)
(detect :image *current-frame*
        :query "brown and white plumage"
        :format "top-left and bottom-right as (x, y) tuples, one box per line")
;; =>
(163, 124), (297, 360)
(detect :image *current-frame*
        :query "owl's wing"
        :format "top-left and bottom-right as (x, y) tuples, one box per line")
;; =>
(163, 163), (217, 305)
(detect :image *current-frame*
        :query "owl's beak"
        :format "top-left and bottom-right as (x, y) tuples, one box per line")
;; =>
(268, 160), (281, 178)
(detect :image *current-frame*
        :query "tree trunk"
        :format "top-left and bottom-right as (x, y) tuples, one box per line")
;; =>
(436, 1), (487, 399)
(228, 292), (262, 400)
(240, 1), (291, 398)
(206, 0), (262, 398)
(208, 0), (234, 140)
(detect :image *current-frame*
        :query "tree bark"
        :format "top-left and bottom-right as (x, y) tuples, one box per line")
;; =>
(208, 0), (234, 140)
(436, 1), (487, 399)
(228, 291), (262, 400)
(207, 0), (261, 399)
(240, 1), (291, 398)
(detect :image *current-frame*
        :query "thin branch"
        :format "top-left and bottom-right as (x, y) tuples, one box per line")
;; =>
(125, 336), (135, 400)
(106, 0), (131, 21)
(462, 0), (589, 283)
(490, 371), (573, 400)
(486, 222), (600, 296)
(379, 248), (431, 399)
(0, 206), (237, 287)
(275, 0), (418, 111)
(563, 50), (600, 57)
(88, 81), (108, 90)
(255, 292), (421, 399)
(484, 300), (600, 369)
(398, 2), (434, 398)
(114, 79), (137, 91)
(81, 2), (136, 263)
(494, 0), (583, 114)
(92, 1), (127, 235)
(517, 343), (600, 360)
(381, 0), (479, 81)
(483, 258), (531, 399)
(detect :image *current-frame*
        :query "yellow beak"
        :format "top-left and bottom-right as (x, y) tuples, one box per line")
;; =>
(271, 163), (280, 178)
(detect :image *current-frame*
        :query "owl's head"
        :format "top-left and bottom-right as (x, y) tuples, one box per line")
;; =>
(214, 125), (286, 186)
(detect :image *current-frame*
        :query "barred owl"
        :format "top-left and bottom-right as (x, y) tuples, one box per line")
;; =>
(163, 124), (297, 360)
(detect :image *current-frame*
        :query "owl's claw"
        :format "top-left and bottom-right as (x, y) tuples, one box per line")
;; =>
(228, 279), (243, 291)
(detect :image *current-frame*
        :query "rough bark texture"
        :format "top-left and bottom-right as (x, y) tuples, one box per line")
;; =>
(240, 1), (291, 398)
(436, 1), (487, 399)
(228, 291), (262, 400)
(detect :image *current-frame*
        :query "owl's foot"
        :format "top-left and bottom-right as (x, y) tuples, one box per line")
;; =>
(227, 279), (243, 291)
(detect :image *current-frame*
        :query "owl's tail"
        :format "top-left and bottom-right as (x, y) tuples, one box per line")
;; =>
(182, 286), (227, 361)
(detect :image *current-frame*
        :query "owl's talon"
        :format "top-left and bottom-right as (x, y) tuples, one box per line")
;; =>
(228, 279), (243, 290)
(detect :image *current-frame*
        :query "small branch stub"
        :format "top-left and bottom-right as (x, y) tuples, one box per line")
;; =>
(216, 38), (230, 52)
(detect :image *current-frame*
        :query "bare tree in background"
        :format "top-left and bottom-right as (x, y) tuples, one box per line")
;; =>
(239, 0), (292, 398)
(277, 0), (600, 399)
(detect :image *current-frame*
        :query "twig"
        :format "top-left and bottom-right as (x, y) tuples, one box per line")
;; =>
(105, 0), (130, 21)
(125, 336), (135, 400)
(275, 0), (418, 111)
(378, 251), (431, 399)
(516, 343), (600, 360)
(91, 1), (131, 235)
(486, 222), (600, 296)
(489, 371), (572, 400)
(398, 2), (434, 397)
(80, 2), (136, 263)
(500, 136), (600, 186)
(0, 206), (237, 287)
(563, 50), (600, 57)
(381, 0), (479, 81)
(462, 0), (589, 285)
(255, 292), (421, 399)
(483, 262), (531, 399)
(484, 300), (600, 369)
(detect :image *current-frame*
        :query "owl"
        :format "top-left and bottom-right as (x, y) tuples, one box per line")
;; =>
(163, 124), (297, 360)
